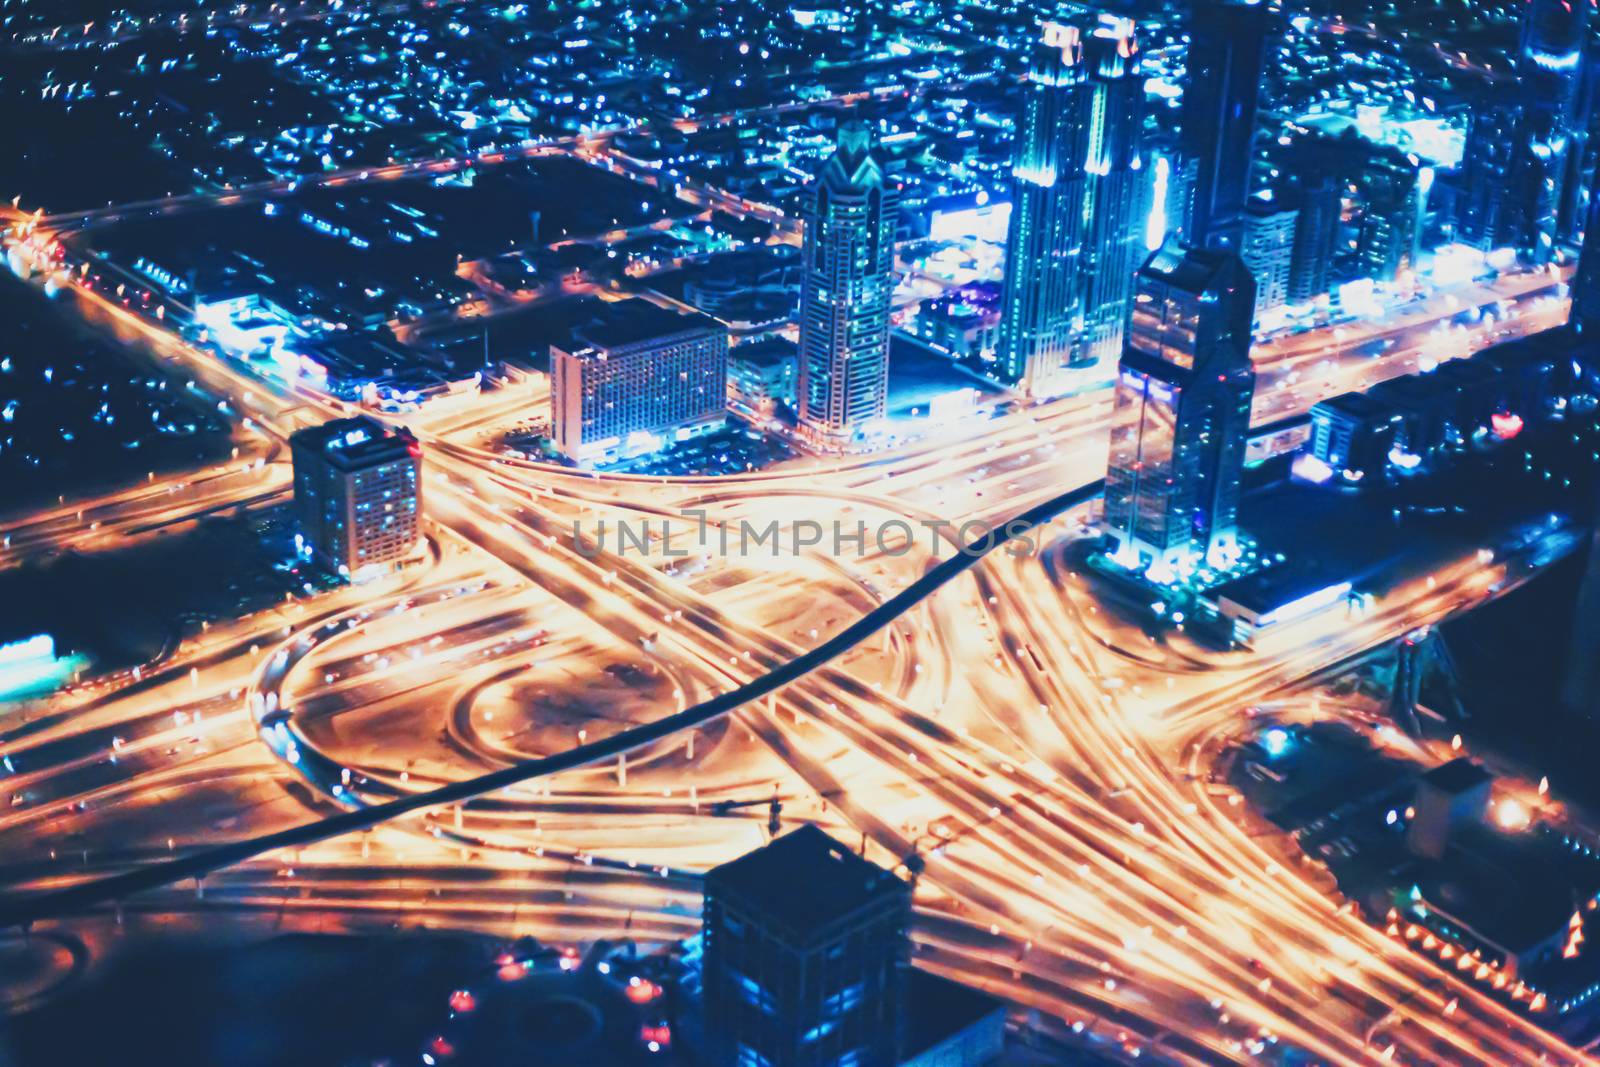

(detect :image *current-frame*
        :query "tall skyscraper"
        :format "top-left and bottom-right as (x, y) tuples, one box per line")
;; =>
(996, 22), (1089, 393)
(1559, 42), (1600, 244)
(1076, 21), (1150, 370)
(1457, 96), (1520, 255)
(797, 120), (899, 450)
(702, 825), (911, 1067)
(290, 415), (422, 578)
(997, 19), (1147, 394)
(1356, 151), (1428, 284)
(1101, 239), (1257, 575)
(1288, 174), (1341, 306)
(1176, 0), (1272, 252)
(1515, 0), (1586, 262)
(1460, 0), (1588, 263)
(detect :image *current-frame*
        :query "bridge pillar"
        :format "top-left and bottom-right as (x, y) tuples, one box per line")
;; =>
(1384, 632), (1426, 737)
(1382, 626), (1466, 735)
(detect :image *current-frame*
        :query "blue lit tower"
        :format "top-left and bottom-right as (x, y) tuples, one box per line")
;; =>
(996, 22), (1090, 393)
(997, 19), (1148, 394)
(702, 825), (911, 1067)
(1076, 19), (1150, 371)
(1101, 239), (1257, 576)
(797, 120), (899, 450)
(1176, 0), (1271, 253)
(1561, 45), (1600, 245)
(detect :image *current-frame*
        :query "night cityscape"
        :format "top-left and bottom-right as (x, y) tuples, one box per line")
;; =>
(4, 0), (1600, 1063)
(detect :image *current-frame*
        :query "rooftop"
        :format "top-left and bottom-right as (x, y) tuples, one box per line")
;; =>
(902, 969), (1006, 1063)
(1419, 757), (1493, 797)
(1413, 822), (1600, 957)
(729, 335), (797, 369)
(1141, 236), (1250, 297)
(1313, 390), (1399, 420)
(566, 299), (724, 353)
(289, 416), (417, 471)
(705, 825), (908, 939)
(1207, 556), (1360, 618)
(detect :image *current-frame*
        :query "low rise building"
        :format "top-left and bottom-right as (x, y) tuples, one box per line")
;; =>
(728, 335), (798, 419)
(549, 300), (729, 466)
(289, 415), (422, 577)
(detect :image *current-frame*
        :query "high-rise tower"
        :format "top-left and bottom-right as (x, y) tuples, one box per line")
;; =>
(797, 120), (899, 450)
(996, 22), (1089, 393)
(290, 416), (422, 578)
(1101, 239), (1257, 575)
(1076, 20), (1150, 370)
(1515, 0), (1588, 262)
(997, 19), (1147, 395)
(1460, 0), (1589, 263)
(1176, 0), (1271, 252)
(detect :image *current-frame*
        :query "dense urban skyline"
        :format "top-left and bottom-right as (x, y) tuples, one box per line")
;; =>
(2, 0), (1600, 1064)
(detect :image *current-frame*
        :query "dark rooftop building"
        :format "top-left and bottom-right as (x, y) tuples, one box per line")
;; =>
(702, 825), (911, 1067)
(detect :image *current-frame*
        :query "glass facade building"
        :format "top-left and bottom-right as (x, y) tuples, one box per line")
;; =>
(1575, 171), (1600, 337)
(1102, 239), (1257, 575)
(1459, 0), (1588, 263)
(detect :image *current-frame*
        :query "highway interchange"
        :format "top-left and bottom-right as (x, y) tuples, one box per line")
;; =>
(0, 130), (1591, 1066)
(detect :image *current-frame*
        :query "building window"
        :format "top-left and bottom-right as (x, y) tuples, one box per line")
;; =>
(822, 982), (863, 1019)
(738, 1045), (773, 1067)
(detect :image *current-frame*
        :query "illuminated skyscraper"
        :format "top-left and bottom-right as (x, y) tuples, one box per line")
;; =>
(997, 19), (1147, 394)
(1101, 239), (1257, 574)
(1076, 21), (1150, 370)
(1175, 0), (1271, 252)
(1356, 151), (1429, 284)
(1560, 50), (1600, 245)
(549, 300), (728, 467)
(1287, 175), (1341, 306)
(996, 22), (1089, 392)
(797, 121), (899, 449)
(290, 416), (421, 577)
(1515, 0), (1586, 262)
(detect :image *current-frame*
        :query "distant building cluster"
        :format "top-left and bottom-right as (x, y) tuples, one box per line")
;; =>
(1303, 194), (1600, 486)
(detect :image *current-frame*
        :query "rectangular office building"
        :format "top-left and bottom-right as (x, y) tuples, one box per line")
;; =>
(550, 300), (728, 466)
(290, 415), (422, 577)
